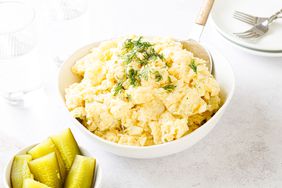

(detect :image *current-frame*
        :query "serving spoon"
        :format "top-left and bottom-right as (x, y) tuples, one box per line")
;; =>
(60, 0), (215, 74)
(182, 0), (215, 73)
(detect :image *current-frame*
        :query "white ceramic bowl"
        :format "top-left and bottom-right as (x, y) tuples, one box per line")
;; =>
(3, 145), (102, 188)
(57, 40), (235, 159)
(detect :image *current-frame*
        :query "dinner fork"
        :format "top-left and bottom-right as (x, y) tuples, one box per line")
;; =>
(233, 11), (282, 25)
(234, 9), (282, 39)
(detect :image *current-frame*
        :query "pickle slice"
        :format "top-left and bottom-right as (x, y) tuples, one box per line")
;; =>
(50, 128), (81, 172)
(11, 154), (34, 188)
(28, 152), (62, 188)
(27, 138), (67, 181)
(64, 155), (96, 188)
(23, 179), (51, 188)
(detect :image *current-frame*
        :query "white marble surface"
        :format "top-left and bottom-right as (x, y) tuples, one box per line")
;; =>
(1, 0), (282, 187)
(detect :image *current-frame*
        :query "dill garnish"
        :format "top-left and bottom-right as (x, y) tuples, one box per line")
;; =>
(121, 36), (165, 66)
(167, 76), (172, 83)
(127, 68), (140, 86)
(113, 82), (124, 96)
(162, 84), (176, 92)
(189, 59), (197, 73)
(154, 71), (162, 82)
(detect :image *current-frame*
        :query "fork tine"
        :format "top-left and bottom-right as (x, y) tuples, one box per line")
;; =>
(237, 32), (257, 38)
(233, 12), (257, 24)
(251, 33), (263, 38)
(233, 12), (256, 24)
(234, 29), (253, 36)
(234, 29), (255, 37)
(244, 33), (261, 39)
(233, 14), (256, 25)
(234, 11), (256, 21)
(237, 33), (254, 38)
(235, 30), (262, 39)
(233, 10), (269, 39)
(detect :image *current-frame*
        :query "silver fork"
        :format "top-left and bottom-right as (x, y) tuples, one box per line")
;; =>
(234, 9), (282, 39)
(233, 11), (282, 25)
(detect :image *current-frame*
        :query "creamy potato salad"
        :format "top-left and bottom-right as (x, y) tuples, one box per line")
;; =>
(65, 36), (221, 146)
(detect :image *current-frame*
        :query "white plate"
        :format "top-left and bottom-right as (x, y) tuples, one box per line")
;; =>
(216, 26), (282, 57)
(211, 0), (282, 52)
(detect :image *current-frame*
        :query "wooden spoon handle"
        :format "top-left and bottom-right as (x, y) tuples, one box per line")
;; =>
(195, 0), (215, 26)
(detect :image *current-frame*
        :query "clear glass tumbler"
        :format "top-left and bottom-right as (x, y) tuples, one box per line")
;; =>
(0, 1), (41, 106)
(44, 0), (90, 66)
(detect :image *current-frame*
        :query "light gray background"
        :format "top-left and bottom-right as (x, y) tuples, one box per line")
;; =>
(1, 0), (282, 187)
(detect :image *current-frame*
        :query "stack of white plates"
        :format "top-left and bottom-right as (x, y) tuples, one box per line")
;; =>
(211, 0), (282, 57)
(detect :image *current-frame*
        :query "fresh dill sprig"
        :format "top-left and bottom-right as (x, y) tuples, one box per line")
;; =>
(162, 84), (176, 92)
(167, 76), (172, 83)
(144, 48), (164, 61)
(138, 59), (149, 66)
(127, 68), (140, 86)
(135, 37), (152, 51)
(189, 59), (197, 73)
(123, 38), (134, 51)
(154, 71), (162, 82)
(123, 36), (152, 52)
(113, 82), (124, 96)
(121, 36), (164, 66)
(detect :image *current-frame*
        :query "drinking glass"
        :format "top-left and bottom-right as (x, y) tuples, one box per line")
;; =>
(0, 1), (41, 106)
(44, 0), (90, 66)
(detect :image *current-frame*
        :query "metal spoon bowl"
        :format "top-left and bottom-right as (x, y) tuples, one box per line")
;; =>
(181, 39), (213, 73)
(182, 0), (215, 73)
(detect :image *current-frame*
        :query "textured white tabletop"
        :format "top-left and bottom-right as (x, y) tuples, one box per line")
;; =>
(1, 0), (282, 187)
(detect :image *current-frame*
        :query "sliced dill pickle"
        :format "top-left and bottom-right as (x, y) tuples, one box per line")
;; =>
(23, 179), (51, 188)
(27, 138), (67, 181)
(28, 152), (62, 188)
(64, 155), (96, 188)
(50, 128), (81, 172)
(11, 154), (34, 188)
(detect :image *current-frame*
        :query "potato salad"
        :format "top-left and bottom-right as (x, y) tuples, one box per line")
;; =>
(65, 36), (221, 146)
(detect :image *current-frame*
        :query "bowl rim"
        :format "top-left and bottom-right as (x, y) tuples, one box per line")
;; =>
(57, 37), (236, 150)
(3, 144), (102, 188)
